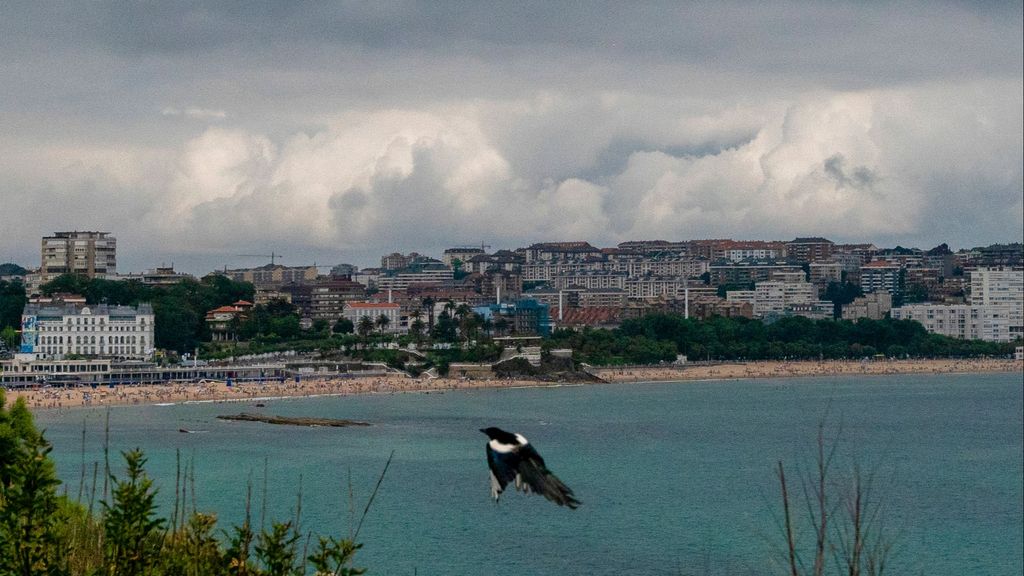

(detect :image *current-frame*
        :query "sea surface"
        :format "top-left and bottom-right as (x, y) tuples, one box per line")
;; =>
(35, 372), (1023, 576)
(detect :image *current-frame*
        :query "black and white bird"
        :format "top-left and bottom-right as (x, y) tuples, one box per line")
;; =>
(480, 427), (580, 509)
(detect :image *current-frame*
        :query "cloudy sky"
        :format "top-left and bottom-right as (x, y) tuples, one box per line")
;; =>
(1, 1), (1021, 274)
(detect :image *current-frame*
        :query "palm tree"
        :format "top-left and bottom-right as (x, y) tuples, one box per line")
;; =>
(357, 315), (374, 338)
(375, 314), (390, 338)
(422, 297), (436, 333)
(410, 318), (426, 342)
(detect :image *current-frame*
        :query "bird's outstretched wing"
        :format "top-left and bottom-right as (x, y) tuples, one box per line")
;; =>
(514, 444), (581, 509)
(486, 444), (519, 501)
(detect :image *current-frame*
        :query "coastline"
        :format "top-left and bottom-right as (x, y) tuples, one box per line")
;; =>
(5, 358), (1021, 411)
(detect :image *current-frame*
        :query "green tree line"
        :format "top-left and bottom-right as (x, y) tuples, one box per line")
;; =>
(548, 313), (1018, 365)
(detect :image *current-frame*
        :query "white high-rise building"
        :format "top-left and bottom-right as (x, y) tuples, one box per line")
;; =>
(753, 274), (816, 317)
(970, 267), (1023, 307)
(891, 304), (1020, 342)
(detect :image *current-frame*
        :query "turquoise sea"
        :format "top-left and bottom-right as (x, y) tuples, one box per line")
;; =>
(35, 372), (1024, 575)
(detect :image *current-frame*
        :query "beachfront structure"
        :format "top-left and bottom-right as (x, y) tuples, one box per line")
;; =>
(19, 302), (154, 360)
(41, 231), (116, 282)
(892, 266), (1024, 342)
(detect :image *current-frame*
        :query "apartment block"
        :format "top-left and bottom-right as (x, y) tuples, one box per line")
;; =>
(221, 264), (318, 287)
(841, 292), (893, 321)
(41, 231), (116, 282)
(970, 266), (1024, 307)
(860, 260), (903, 296)
(786, 237), (835, 263)
(710, 260), (804, 286)
(892, 304), (1021, 342)
(753, 277), (817, 316)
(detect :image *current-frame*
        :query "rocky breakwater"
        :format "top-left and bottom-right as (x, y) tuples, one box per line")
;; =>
(216, 413), (371, 427)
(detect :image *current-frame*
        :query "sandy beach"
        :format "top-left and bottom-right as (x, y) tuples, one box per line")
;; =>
(3, 358), (1021, 410)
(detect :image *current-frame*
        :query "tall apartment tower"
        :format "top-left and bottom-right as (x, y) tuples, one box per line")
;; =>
(41, 231), (117, 282)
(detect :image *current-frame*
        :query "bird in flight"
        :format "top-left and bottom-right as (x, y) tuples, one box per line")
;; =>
(480, 427), (580, 509)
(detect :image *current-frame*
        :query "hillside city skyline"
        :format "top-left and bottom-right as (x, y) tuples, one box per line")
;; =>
(2, 230), (1022, 278)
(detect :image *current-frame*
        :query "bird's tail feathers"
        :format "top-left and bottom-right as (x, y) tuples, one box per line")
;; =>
(517, 459), (581, 509)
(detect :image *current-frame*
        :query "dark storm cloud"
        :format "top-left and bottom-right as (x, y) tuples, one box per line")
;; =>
(0, 1), (1020, 272)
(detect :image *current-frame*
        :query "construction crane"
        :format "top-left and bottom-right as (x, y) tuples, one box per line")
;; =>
(236, 252), (283, 265)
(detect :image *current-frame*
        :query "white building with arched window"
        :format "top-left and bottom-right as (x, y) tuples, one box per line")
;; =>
(19, 302), (155, 360)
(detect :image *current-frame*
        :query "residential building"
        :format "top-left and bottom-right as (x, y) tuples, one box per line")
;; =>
(520, 242), (601, 262)
(40, 231), (116, 282)
(309, 279), (367, 321)
(513, 299), (551, 336)
(842, 292), (893, 321)
(710, 259), (803, 286)
(353, 268), (382, 290)
(221, 264), (318, 287)
(721, 240), (787, 262)
(135, 266), (194, 285)
(579, 287), (629, 308)
(808, 261), (843, 290)
(970, 266), (1024, 307)
(279, 283), (313, 316)
(786, 237), (835, 263)
(860, 260), (903, 297)
(891, 304), (1021, 342)
(20, 301), (154, 359)
(625, 274), (689, 300)
(784, 301), (834, 320)
(466, 251), (525, 274)
(687, 239), (733, 261)
(616, 240), (689, 256)
(689, 296), (754, 320)
(329, 263), (359, 278)
(380, 252), (423, 271)
(442, 247), (486, 268)
(752, 275), (817, 317)
(552, 271), (627, 291)
(377, 261), (453, 291)
(726, 290), (756, 307)
(205, 301), (254, 342)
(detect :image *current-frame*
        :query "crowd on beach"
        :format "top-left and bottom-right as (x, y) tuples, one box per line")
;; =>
(597, 357), (1022, 382)
(4, 358), (1021, 410)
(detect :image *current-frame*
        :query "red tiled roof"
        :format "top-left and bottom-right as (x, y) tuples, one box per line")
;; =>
(560, 307), (621, 326)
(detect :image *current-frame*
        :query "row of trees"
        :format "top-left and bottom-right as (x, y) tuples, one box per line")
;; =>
(547, 313), (1018, 365)
(0, 392), (367, 575)
(0, 280), (27, 349)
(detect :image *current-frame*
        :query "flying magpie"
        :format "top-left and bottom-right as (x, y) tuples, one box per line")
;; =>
(480, 427), (580, 509)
